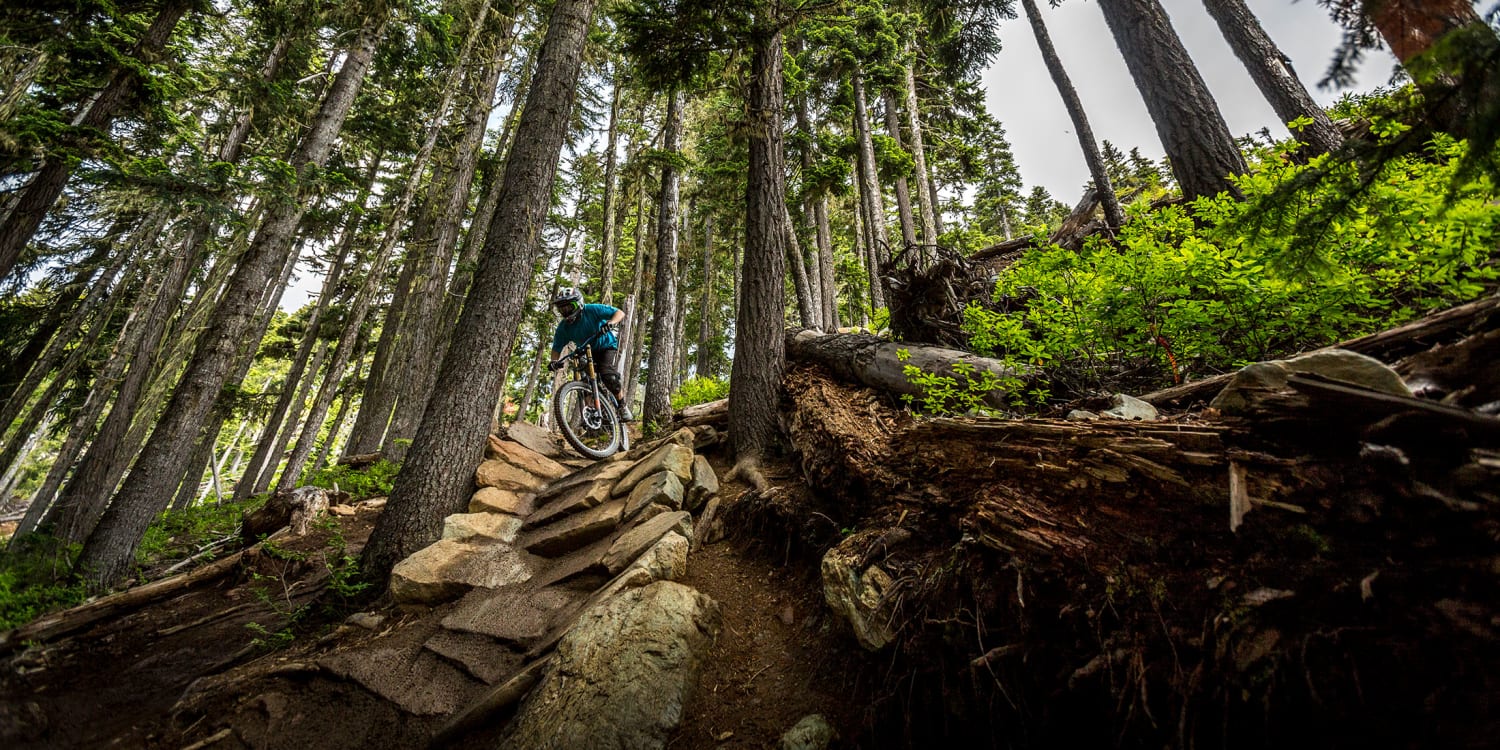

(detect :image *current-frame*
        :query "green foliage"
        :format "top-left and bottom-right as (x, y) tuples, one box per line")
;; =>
(0, 536), (87, 631)
(962, 136), (1500, 392)
(305, 459), (400, 500)
(135, 497), (263, 569)
(671, 376), (729, 410)
(896, 349), (1031, 416)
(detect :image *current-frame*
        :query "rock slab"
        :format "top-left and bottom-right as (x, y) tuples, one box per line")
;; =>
(390, 540), (534, 605)
(501, 581), (721, 750)
(469, 486), (533, 516)
(602, 511), (693, 574)
(611, 443), (694, 498)
(684, 455), (718, 512)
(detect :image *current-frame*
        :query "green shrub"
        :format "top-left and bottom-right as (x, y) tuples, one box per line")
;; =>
(671, 376), (729, 411)
(305, 459), (400, 500)
(135, 498), (260, 568)
(963, 134), (1499, 393)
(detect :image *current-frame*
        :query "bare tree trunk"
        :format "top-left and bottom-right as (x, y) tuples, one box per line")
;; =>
(902, 59), (939, 246)
(77, 14), (386, 590)
(783, 200), (816, 328)
(851, 69), (890, 310)
(1201, 0), (1342, 155)
(729, 23), (788, 475)
(642, 89), (684, 427)
(0, 0), (193, 281)
(695, 212), (715, 378)
(1022, 0), (1127, 227)
(815, 195), (838, 329)
(1096, 0), (1248, 201)
(880, 90), (920, 251)
(622, 187), (650, 409)
(598, 77), (623, 303)
(361, 0), (599, 582)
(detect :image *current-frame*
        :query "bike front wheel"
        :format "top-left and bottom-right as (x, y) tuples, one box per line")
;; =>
(553, 380), (622, 459)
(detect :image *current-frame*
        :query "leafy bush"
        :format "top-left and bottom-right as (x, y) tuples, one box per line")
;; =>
(963, 134), (1499, 394)
(897, 349), (1034, 415)
(305, 459), (400, 500)
(671, 376), (729, 411)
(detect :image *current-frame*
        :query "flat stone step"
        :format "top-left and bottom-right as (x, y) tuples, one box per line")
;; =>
(521, 498), (626, 557)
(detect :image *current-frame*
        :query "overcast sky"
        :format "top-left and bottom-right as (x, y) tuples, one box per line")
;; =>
(982, 0), (1401, 199)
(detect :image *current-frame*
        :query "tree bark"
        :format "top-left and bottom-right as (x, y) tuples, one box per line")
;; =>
(786, 328), (1026, 410)
(360, 0), (598, 583)
(1096, 0), (1248, 201)
(729, 24), (789, 472)
(815, 195), (838, 329)
(642, 89), (684, 427)
(1201, 0), (1342, 155)
(851, 69), (890, 308)
(1022, 0), (1128, 227)
(0, 0), (194, 281)
(902, 58), (939, 246)
(76, 14), (386, 590)
(599, 77), (623, 303)
(880, 90), (920, 250)
(784, 199), (816, 328)
(622, 187), (651, 409)
(695, 212), (715, 378)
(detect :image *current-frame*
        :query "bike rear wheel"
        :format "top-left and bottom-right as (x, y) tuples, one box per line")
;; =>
(553, 380), (622, 459)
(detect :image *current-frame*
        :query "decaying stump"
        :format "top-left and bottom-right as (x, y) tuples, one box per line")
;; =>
(241, 486), (333, 543)
(757, 363), (1500, 747)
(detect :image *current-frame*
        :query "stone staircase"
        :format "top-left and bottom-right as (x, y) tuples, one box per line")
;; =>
(328, 424), (726, 746)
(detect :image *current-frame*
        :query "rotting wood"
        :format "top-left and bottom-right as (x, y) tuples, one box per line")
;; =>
(785, 328), (1027, 410)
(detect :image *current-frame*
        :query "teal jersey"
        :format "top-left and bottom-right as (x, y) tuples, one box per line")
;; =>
(552, 303), (620, 354)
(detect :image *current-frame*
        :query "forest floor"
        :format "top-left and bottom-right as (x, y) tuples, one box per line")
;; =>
(0, 452), (872, 749)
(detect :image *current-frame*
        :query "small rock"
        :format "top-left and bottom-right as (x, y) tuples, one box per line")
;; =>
(469, 486), (533, 516)
(602, 511), (694, 574)
(612, 443), (695, 497)
(624, 471), (686, 518)
(1067, 409), (1101, 421)
(442, 512), (523, 544)
(1101, 393), (1158, 421)
(345, 612), (385, 630)
(779, 714), (837, 750)
(475, 459), (548, 492)
(778, 605), (795, 626)
(684, 455), (719, 512)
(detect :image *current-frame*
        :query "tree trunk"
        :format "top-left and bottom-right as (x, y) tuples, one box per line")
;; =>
(0, 243), (109, 407)
(902, 58), (939, 246)
(1201, 0), (1342, 155)
(311, 322), (371, 477)
(0, 0), (193, 281)
(622, 188), (650, 409)
(783, 199), (816, 328)
(361, 0), (599, 583)
(851, 69), (890, 308)
(642, 89), (684, 427)
(729, 23), (788, 473)
(786, 328), (1025, 410)
(695, 212), (715, 378)
(880, 90), (920, 251)
(76, 14), (386, 590)
(599, 77), (623, 303)
(1022, 0), (1128, 227)
(815, 195), (838, 329)
(1096, 0), (1248, 201)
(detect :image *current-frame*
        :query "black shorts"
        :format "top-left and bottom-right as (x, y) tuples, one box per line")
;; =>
(593, 347), (621, 387)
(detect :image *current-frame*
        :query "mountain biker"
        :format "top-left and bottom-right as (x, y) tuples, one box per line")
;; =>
(547, 287), (633, 421)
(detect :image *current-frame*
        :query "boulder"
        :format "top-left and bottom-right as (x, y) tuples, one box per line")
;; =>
(522, 499), (626, 557)
(486, 436), (571, 480)
(624, 471), (685, 518)
(822, 531), (899, 650)
(684, 455), (719, 512)
(1211, 349), (1413, 415)
(469, 486), (533, 516)
(506, 420), (566, 459)
(612, 443), (694, 498)
(1101, 393), (1158, 421)
(602, 511), (694, 574)
(779, 714), (837, 750)
(442, 512), (523, 544)
(475, 459), (547, 492)
(527, 478), (615, 529)
(501, 582), (721, 750)
(627, 531), (689, 583)
(389, 540), (534, 605)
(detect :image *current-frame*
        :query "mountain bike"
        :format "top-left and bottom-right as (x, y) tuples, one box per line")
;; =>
(551, 329), (630, 459)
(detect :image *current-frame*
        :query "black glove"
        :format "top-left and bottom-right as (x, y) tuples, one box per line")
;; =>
(599, 321), (615, 334)
(548, 360), (564, 372)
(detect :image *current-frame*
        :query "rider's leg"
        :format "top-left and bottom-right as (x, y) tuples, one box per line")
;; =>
(593, 347), (629, 418)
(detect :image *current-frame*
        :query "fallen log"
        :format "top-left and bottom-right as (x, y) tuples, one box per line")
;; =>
(785, 329), (1026, 411)
(1140, 294), (1500, 409)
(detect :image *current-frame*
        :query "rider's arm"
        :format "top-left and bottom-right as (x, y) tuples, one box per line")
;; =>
(607, 308), (625, 327)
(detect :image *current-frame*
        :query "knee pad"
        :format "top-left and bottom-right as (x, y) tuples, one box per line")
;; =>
(600, 371), (623, 395)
